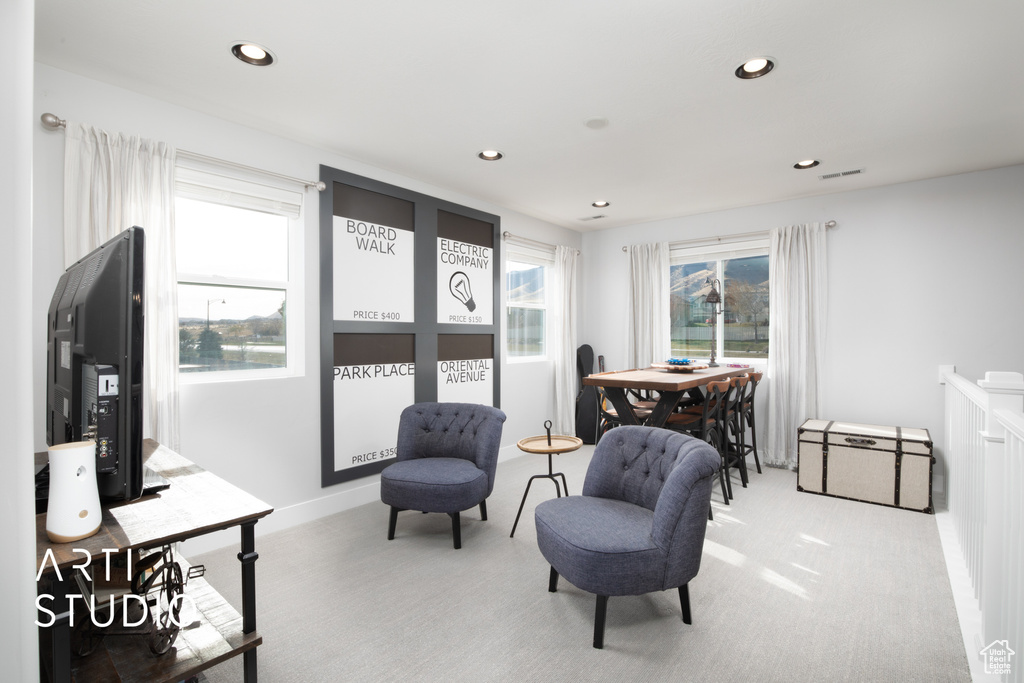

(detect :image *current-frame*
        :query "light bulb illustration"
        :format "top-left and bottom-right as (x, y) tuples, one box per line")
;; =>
(449, 271), (476, 312)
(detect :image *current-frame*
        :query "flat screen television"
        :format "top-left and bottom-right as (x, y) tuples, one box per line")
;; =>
(46, 226), (145, 501)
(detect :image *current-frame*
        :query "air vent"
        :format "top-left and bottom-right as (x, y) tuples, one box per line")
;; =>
(819, 168), (865, 181)
(578, 214), (607, 222)
(80, 253), (105, 288)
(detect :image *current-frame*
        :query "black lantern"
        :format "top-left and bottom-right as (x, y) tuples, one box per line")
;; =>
(704, 278), (722, 367)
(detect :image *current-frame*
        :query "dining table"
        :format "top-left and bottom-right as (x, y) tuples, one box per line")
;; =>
(582, 364), (751, 429)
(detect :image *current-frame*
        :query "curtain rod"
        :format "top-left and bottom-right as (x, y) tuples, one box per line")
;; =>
(620, 221), (837, 252)
(503, 231), (579, 255)
(40, 113), (326, 191)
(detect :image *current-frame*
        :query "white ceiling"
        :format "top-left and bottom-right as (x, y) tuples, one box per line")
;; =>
(34, 0), (1024, 231)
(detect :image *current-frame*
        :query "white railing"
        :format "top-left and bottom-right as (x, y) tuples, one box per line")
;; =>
(942, 366), (1024, 682)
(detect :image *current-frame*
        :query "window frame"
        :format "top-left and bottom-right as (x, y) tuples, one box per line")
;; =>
(174, 163), (305, 383)
(669, 235), (770, 364)
(505, 246), (553, 363)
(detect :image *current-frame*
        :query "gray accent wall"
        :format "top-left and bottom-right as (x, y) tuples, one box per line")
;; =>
(319, 166), (501, 487)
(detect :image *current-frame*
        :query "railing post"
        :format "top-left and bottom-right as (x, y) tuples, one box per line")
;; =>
(977, 371), (1024, 650)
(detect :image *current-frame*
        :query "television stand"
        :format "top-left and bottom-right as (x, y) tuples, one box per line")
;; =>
(36, 439), (274, 682)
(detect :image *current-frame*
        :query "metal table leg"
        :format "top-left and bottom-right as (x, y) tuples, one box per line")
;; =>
(238, 521), (259, 682)
(510, 453), (570, 538)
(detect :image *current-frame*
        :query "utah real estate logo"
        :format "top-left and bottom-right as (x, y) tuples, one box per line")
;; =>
(980, 639), (1015, 676)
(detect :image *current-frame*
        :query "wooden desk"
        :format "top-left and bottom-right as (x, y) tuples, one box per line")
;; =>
(36, 439), (273, 682)
(583, 366), (750, 429)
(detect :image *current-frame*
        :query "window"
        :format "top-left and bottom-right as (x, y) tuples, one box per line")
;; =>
(670, 238), (769, 361)
(506, 256), (549, 359)
(175, 166), (304, 378)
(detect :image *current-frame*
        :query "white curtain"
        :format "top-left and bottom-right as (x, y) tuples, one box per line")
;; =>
(627, 242), (670, 369)
(765, 223), (828, 468)
(64, 122), (180, 451)
(551, 245), (578, 435)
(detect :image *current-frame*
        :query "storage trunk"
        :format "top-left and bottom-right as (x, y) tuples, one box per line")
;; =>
(797, 419), (934, 513)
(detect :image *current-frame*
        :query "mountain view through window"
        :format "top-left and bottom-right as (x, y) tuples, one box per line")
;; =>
(669, 254), (769, 360)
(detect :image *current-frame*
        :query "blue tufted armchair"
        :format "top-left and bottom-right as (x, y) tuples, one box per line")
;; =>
(380, 402), (506, 549)
(534, 425), (720, 648)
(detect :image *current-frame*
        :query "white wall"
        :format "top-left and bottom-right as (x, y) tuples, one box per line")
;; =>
(33, 64), (581, 552)
(581, 163), (1024, 490)
(3, 2), (41, 679)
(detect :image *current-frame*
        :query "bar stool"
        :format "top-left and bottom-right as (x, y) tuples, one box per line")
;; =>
(678, 374), (751, 491)
(736, 372), (763, 474)
(666, 379), (732, 504)
(722, 375), (750, 491)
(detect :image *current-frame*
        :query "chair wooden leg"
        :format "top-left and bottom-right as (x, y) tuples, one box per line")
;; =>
(479, 499), (488, 521)
(750, 410), (762, 473)
(733, 416), (749, 488)
(708, 432), (729, 505)
(722, 432), (736, 500)
(730, 432), (749, 489)
(678, 584), (691, 625)
(548, 566), (559, 592)
(593, 595), (609, 649)
(449, 511), (462, 549)
(715, 428), (734, 501)
(675, 581), (692, 626)
(387, 506), (400, 540)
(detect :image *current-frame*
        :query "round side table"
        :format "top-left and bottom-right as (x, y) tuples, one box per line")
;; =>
(510, 434), (583, 538)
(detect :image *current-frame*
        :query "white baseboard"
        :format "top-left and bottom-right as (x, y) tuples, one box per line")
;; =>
(181, 444), (528, 557)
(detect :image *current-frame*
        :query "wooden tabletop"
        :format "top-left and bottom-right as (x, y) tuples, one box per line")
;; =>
(582, 366), (750, 392)
(516, 435), (584, 454)
(37, 439), (274, 573)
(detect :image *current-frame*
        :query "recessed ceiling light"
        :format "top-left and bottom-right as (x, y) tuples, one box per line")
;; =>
(735, 57), (775, 79)
(592, 200), (610, 208)
(478, 150), (504, 161)
(231, 42), (275, 66)
(794, 159), (821, 169)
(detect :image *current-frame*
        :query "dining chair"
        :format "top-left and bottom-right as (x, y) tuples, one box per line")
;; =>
(597, 387), (653, 438)
(594, 370), (655, 442)
(627, 386), (659, 410)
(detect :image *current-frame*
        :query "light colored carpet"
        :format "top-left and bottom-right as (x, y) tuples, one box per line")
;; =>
(193, 446), (970, 682)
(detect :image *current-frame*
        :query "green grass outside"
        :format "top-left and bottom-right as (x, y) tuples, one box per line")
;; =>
(671, 340), (768, 359)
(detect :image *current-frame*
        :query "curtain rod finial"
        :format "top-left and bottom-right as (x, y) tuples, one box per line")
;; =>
(825, 220), (837, 228)
(41, 113), (66, 130)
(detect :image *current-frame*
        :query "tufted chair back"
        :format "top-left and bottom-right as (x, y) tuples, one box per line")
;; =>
(583, 425), (691, 511)
(582, 425), (720, 588)
(396, 402), (507, 493)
